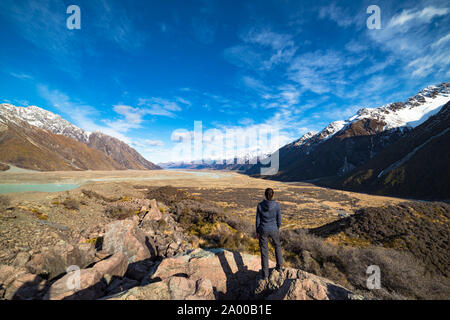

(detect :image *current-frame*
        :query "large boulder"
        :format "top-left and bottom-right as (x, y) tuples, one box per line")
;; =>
(0, 265), (46, 300)
(106, 277), (214, 300)
(93, 252), (128, 278)
(150, 248), (275, 299)
(43, 251), (133, 300)
(105, 277), (140, 296)
(44, 269), (105, 300)
(141, 199), (162, 222)
(25, 242), (96, 280)
(102, 219), (156, 263)
(258, 268), (364, 300)
(146, 248), (362, 300)
(139, 211), (193, 259)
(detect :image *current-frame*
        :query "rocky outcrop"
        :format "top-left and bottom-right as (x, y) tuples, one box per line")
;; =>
(150, 248), (274, 299)
(0, 265), (46, 300)
(102, 219), (156, 264)
(44, 268), (106, 300)
(110, 248), (363, 300)
(0, 206), (363, 300)
(141, 199), (163, 222)
(92, 252), (128, 279)
(25, 242), (96, 280)
(43, 251), (130, 300)
(107, 277), (215, 300)
(255, 268), (363, 300)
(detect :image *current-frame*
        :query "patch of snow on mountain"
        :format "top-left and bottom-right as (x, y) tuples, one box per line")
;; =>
(314, 82), (449, 142)
(318, 120), (347, 141)
(0, 103), (90, 143)
(293, 131), (317, 147)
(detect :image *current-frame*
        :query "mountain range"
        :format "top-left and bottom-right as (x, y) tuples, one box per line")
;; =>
(248, 82), (450, 199)
(0, 104), (160, 171)
(164, 82), (449, 200)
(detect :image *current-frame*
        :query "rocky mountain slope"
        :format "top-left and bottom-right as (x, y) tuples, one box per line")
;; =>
(328, 101), (450, 200)
(0, 118), (123, 171)
(246, 83), (450, 193)
(0, 103), (160, 171)
(88, 132), (159, 170)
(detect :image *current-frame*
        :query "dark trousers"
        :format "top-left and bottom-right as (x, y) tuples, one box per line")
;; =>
(258, 229), (284, 279)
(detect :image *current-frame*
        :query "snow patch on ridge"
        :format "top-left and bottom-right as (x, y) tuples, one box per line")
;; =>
(292, 82), (450, 148)
(0, 103), (91, 143)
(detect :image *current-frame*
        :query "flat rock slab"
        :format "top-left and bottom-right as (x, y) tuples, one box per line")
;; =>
(151, 248), (275, 299)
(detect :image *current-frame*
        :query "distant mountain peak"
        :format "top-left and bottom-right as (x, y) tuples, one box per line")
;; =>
(292, 131), (317, 147)
(0, 103), (160, 170)
(291, 82), (450, 149)
(0, 103), (90, 143)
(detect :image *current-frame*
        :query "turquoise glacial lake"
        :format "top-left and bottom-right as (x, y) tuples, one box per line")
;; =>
(0, 183), (79, 194)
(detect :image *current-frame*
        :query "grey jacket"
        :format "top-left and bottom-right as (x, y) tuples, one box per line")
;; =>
(256, 200), (281, 232)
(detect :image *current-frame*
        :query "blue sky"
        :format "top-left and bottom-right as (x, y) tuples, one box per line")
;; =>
(0, 0), (449, 164)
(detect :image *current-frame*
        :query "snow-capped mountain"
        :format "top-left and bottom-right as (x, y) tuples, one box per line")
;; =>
(292, 131), (317, 147)
(0, 103), (160, 171)
(246, 82), (450, 181)
(0, 103), (90, 143)
(291, 82), (449, 149)
(335, 99), (450, 200)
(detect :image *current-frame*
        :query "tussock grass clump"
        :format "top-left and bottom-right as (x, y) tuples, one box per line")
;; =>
(146, 186), (196, 206)
(84, 237), (103, 250)
(62, 198), (81, 210)
(30, 208), (48, 220)
(104, 205), (137, 220)
(170, 197), (259, 254)
(81, 189), (119, 202)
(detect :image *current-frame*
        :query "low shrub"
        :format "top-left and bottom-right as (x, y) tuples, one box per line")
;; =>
(84, 237), (103, 250)
(280, 229), (450, 300)
(81, 189), (119, 202)
(104, 205), (136, 220)
(146, 186), (196, 206)
(62, 198), (80, 210)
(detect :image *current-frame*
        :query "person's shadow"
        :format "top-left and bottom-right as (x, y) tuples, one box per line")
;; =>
(215, 250), (259, 300)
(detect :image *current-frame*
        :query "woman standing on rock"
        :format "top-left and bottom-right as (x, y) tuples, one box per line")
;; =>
(256, 188), (284, 279)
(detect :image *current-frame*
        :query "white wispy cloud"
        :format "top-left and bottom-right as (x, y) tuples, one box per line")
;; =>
(431, 33), (450, 48)
(225, 27), (297, 71)
(288, 50), (361, 95)
(388, 6), (449, 28)
(131, 138), (164, 148)
(318, 3), (357, 27)
(38, 85), (141, 142)
(102, 105), (148, 132)
(9, 72), (33, 80)
(138, 97), (189, 118)
(367, 5), (449, 79)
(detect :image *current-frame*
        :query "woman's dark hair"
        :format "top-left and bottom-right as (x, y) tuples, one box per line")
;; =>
(265, 188), (274, 201)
